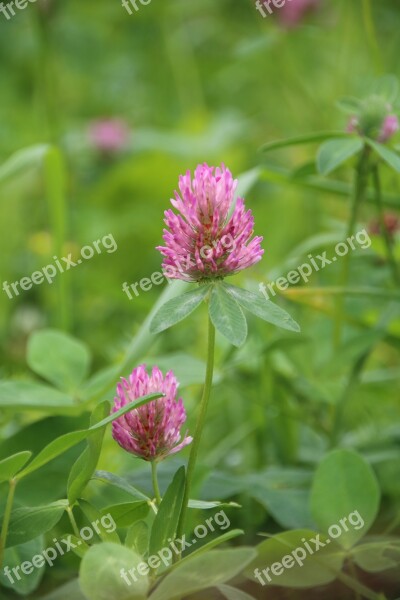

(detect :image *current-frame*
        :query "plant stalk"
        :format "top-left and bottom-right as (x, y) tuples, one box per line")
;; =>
(151, 461), (162, 506)
(334, 145), (370, 347)
(176, 316), (216, 542)
(372, 165), (400, 286)
(0, 479), (17, 568)
(67, 506), (81, 539)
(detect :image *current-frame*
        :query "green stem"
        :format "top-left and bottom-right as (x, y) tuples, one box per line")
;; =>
(334, 146), (370, 348)
(338, 570), (382, 600)
(67, 506), (81, 539)
(372, 165), (400, 286)
(44, 147), (70, 331)
(0, 479), (17, 568)
(177, 316), (216, 541)
(151, 461), (162, 506)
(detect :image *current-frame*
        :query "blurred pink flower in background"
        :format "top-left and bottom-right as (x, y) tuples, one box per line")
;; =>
(111, 365), (192, 462)
(369, 213), (400, 239)
(378, 114), (399, 143)
(346, 116), (360, 135)
(88, 118), (129, 154)
(346, 113), (399, 143)
(279, 0), (321, 27)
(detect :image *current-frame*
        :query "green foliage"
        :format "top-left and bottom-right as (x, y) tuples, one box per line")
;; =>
(366, 139), (400, 172)
(224, 284), (301, 333)
(150, 285), (210, 334)
(0, 452), (32, 484)
(1, 4), (400, 599)
(0, 381), (76, 413)
(149, 466), (185, 561)
(317, 138), (364, 175)
(125, 521), (149, 556)
(247, 529), (344, 588)
(79, 543), (149, 600)
(148, 548), (257, 600)
(67, 401), (109, 505)
(209, 283), (248, 347)
(0, 537), (45, 595)
(27, 329), (91, 393)
(6, 501), (67, 548)
(218, 585), (257, 600)
(310, 449), (380, 549)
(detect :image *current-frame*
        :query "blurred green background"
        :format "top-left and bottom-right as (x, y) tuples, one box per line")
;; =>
(1, 0), (399, 369)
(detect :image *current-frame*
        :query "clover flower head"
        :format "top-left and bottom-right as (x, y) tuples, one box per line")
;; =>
(111, 365), (192, 461)
(156, 163), (264, 282)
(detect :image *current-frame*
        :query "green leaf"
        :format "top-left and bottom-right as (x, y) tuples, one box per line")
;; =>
(177, 530), (244, 568)
(218, 584), (258, 600)
(352, 540), (400, 573)
(224, 284), (300, 333)
(16, 430), (88, 480)
(14, 395), (161, 481)
(125, 521), (149, 557)
(317, 138), (364, 175)
(41, 579), (86, 600)
(102, 502), (150, 529)
(92, 471), (150, 502)
(78, 499), (121, 543)
(27, 329), (91, 393)
(0, 451), (32, 483)
(366, 139), (400, 172)
(6, 501), (67, 548)
(150, 285), (210, 334)
(0, 380), (76, 412)
(148, 548), (257, 600)
(89, 393), (162, 431)
(251, 488), (311, 530)
(188, 499), (240, 510)
(0, 144), (50, 185)
(0, 537), (46, 595)
(58, 533), (89, 558)
(246, 529), (344, 588)
(310, 449), (380, 549)
(149, 466), (185, 561)
(261, 131), (347, 153)
(79, 542), (149, 600)
(209, 283), (247, 347)
(67, 401), (110, 505)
